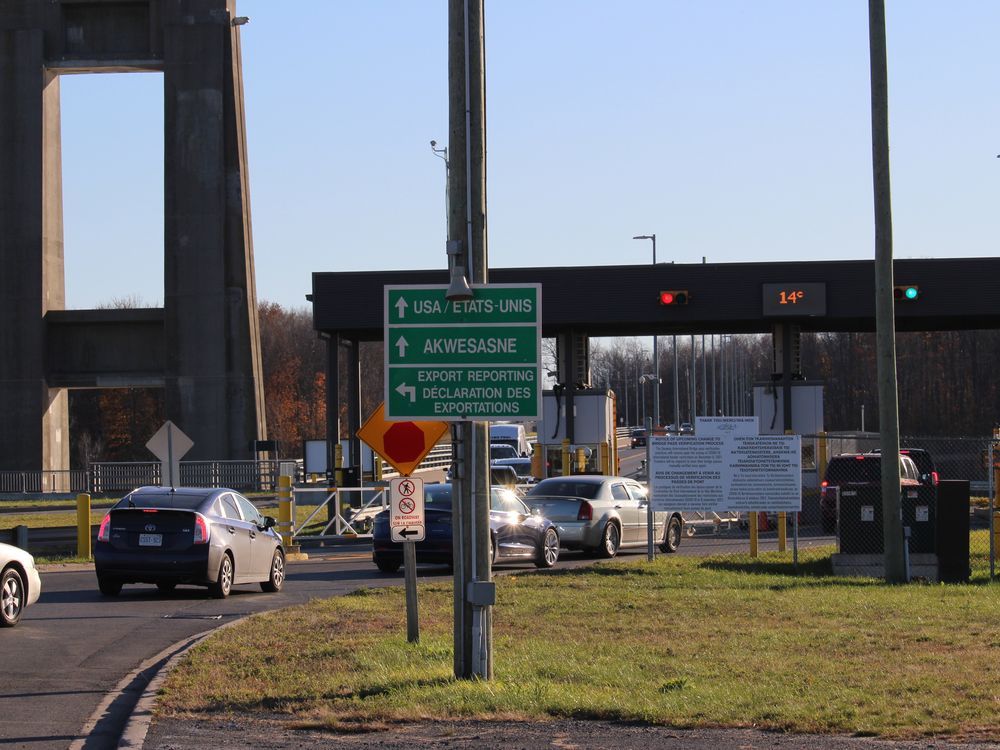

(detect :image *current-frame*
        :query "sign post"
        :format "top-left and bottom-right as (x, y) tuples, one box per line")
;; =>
(391, 476), (425, 643)
(145, 421), (194, 489)
(384, 284), (542, 421)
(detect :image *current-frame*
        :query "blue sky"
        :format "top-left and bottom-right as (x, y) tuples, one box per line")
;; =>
(59, 1), (999, 311)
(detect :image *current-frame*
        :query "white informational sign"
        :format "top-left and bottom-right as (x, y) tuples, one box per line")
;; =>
(303, 440), (328, 474)
(390, 476), (425, 543)
(648, 432), (801, 513)
(146, 421), (194, 489)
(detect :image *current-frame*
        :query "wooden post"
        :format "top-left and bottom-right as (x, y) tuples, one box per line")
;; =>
(869, 0), (905, 583)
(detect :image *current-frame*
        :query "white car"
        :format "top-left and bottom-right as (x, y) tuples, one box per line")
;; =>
(1, 542), (42, 627)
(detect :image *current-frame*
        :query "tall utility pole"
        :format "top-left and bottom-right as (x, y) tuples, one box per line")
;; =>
(448, 0), (493, 677)
(869, 0), (905, 582)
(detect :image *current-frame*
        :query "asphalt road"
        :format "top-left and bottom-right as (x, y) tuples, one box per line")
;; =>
(3, 525), (835, 750)
(3, 451), (835, 749)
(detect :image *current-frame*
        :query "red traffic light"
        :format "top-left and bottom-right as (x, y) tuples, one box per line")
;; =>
(659, 290), (688, 305)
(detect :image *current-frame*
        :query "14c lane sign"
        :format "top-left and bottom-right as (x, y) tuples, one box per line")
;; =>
(384, 284), (542, 421)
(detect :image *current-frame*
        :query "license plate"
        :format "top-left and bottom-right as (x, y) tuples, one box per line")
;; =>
(139, 533), (162, 547)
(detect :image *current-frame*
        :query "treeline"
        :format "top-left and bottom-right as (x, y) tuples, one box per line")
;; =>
(67, 315), (1000, 467)
(590, 330), (1000, 437)
(805, 330), (1000, 436)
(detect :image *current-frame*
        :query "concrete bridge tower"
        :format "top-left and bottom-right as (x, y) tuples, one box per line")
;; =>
(0, 0), (266, 472)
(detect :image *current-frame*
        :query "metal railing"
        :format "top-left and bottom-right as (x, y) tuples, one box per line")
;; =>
(0, 470), (89, 494)
(2, 460), (304, 496)
(291, 484), (389, 541)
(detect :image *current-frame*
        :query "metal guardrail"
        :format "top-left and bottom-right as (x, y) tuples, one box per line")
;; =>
(291, 484), (389, 541)
(0, 430), (605, 496)
(0, 470), (89, 494)
(2, 460), (301, 496)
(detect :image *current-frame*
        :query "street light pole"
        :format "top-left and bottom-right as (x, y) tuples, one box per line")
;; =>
(633, 235), (659, 429)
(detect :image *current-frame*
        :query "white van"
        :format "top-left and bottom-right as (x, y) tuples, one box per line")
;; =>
(489, 424), (530, 456)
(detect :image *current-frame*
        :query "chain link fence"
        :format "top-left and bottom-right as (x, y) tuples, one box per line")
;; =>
(811, 434), (996, 581)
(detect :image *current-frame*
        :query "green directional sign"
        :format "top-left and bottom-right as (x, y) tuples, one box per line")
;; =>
(387, 326), (537, 365)
(385, 284), (541, 421)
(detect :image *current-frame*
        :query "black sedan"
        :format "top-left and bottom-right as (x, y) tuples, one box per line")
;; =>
(94, 486), (285, 598)
(372, 483), (560, 573)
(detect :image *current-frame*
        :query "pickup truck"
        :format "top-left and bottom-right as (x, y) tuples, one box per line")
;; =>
(524, 475), (683, 557)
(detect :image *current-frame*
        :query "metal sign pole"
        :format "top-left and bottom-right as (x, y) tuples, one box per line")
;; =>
(404, 540), (419, 643)
(646, 426), (654, 561)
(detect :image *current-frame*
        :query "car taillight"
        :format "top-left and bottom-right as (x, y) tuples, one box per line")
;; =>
(98, 514), (111, 543)
(931, 471), (939, 486)
(577, 501), (593, 521)
(193, 514), (210, 544)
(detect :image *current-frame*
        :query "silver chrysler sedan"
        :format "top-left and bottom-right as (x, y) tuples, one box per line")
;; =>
(524, 475), (683, 557)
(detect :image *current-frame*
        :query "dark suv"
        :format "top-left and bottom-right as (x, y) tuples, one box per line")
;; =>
(630, 428), (647, 448)
(866, 448), (938, 487)
(820, 452), (921, 533)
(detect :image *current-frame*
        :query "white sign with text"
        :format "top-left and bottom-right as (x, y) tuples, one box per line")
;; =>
(649, 432), (801, 513)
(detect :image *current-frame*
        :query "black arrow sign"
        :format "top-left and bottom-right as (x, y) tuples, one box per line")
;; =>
(398, 527), (421, 539)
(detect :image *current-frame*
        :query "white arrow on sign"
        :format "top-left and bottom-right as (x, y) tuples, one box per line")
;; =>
(395, 297), (408, 318)
(395, 382), (416, 403)
(395, 335), (409, 358)
(391, 525), (425, 543)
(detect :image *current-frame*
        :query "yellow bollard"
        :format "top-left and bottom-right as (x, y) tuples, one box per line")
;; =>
(278, 475), (293, 548)
(777, 511), (787, 552)
(561, 439), (571, 477)
(576, 447), (587, 473)
(749, 511), (759, 558)
(77, 493), (91, 559)
(531, 443), (543, 479)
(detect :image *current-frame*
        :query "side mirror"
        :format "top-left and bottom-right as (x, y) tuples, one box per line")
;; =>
(263, 515), (277, 529)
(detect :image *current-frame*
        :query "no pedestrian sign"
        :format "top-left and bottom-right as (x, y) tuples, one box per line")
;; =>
(384, 284), (542, 421)
(390, 476), (425, 543)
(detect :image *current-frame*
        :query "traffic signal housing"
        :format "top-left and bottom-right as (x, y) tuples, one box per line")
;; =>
(659, 290), (689, 306)
(893, 285), (919, 302)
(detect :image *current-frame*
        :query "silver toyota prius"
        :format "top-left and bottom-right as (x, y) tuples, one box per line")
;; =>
(94, 486), (284, 598)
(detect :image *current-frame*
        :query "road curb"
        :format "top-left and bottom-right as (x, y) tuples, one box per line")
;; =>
(70, 626), (219, 750)
(73, 602), (286, 748)
(115, 615), (253, 749)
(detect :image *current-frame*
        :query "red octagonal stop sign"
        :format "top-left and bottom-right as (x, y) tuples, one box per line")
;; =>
(357, 403), (449, 476)
(383, 422), (425, 464)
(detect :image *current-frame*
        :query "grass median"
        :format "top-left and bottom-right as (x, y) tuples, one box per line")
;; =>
(157, 548), (999, 741)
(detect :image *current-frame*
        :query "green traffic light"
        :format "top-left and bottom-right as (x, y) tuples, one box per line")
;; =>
(904, 286), (918, 300)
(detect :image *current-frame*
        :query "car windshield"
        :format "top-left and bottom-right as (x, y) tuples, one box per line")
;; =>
(114, 491), (209, 510)
(490, 445), (519, 460)
(424, 484), (453, 510)
(826, 458), (881, 484)
(507, 462), (533, 478)
(525, 480), (600, 499)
